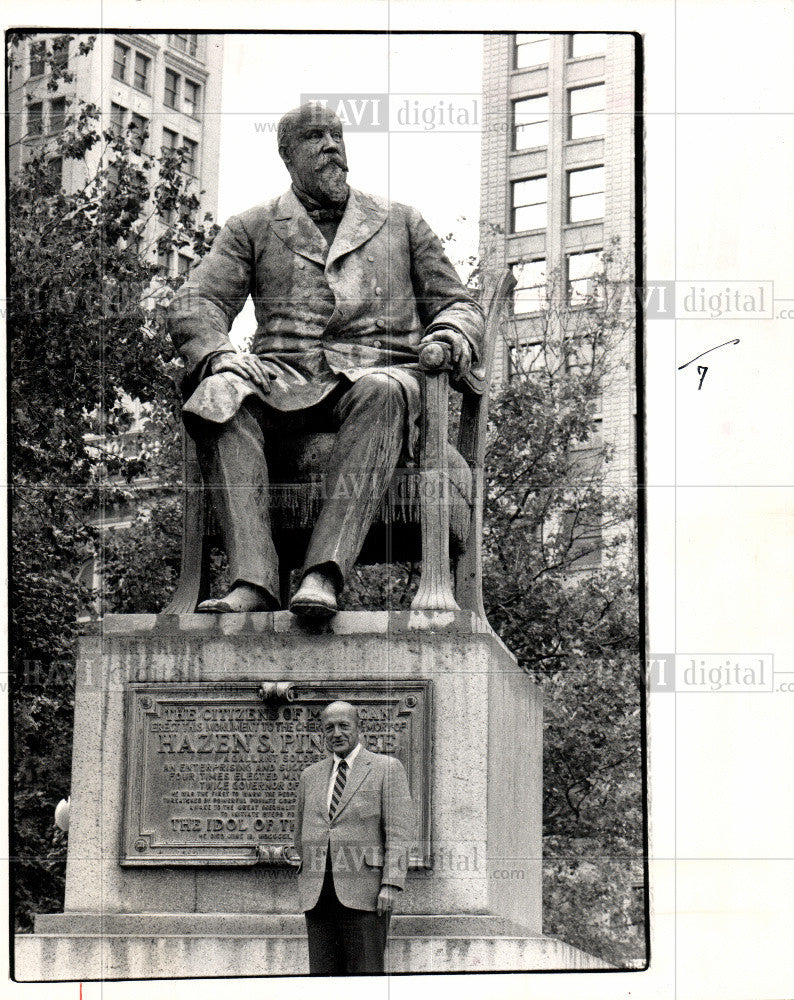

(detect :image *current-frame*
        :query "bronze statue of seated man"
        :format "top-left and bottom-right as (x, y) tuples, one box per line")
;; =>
(167, 102), (484, 616)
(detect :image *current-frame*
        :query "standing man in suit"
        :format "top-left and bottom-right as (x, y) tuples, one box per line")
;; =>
(167, 101), (483, 617)
(292, 701), (414, 975)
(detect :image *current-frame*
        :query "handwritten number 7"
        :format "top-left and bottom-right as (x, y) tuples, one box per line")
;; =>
(678, 338), (739, 389)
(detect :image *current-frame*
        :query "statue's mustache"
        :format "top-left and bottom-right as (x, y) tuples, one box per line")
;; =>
(317, 156), (348, 172)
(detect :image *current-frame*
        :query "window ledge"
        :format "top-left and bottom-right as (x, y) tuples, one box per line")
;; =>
(509, 145), (548, 156)
(566, 54), (606, 63)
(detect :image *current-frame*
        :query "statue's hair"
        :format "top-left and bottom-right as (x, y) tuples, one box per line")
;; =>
(277, 102), (342, 159)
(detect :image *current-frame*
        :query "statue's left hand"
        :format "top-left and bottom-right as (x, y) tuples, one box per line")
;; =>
(420, 328), (471, 377)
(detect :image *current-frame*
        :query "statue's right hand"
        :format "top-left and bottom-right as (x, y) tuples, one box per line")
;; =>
(209, 352), (273, 393)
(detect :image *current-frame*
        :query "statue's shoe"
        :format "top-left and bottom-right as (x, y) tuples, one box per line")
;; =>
(197, 585), (273, 613)
(289, 575), (339, 617)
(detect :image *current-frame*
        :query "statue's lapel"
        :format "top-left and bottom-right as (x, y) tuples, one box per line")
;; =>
(270, 188), (328, 266)
(326, 189), (388, 270)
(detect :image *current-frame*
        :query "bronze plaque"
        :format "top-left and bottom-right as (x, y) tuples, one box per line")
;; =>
(121, 680), (431, 866)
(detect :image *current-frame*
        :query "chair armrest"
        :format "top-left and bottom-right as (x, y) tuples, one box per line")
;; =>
(418, 341), (452, 373)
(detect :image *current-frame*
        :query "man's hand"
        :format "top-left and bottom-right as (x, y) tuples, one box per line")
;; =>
(376, 884), (399, 916)
(209, 352), (273, 393)
(419, 328), (472, 378)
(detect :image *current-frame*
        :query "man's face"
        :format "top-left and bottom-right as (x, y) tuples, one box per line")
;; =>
(282, 108), (349, 205)
(322, 703), (359, 758)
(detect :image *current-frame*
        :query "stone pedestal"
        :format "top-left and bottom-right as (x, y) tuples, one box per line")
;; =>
(14, 611), (607, 978)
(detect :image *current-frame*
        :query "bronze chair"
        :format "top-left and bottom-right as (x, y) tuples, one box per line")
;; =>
(164, 269), (516, 616)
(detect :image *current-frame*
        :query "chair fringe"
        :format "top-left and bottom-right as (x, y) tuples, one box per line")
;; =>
(266, 470), (472, 544)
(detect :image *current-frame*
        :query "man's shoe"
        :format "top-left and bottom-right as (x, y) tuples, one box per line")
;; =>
(197, 583), (275, 613)
(289, 571), (339, 618)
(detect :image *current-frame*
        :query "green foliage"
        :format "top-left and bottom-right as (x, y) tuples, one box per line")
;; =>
(541, 656), (644, 965)
(479, 249), (644, 965)
(543, 839), (645, 968)
(8, 37), (217, 928)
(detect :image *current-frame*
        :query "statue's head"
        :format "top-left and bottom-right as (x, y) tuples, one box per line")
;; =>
(321, 701), (360, 757)
(277, 102), (349, 206)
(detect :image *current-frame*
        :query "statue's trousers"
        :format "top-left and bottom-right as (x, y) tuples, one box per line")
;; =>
(192, 373), (406, 604)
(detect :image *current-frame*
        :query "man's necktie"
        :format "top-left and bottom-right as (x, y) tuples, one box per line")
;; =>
(329, 759), (348, 821)
(307, 206), (345, 223)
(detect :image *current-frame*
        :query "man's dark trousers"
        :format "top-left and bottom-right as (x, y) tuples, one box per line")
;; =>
(304, 854), (390, 975)
(192, 372), (406, 604)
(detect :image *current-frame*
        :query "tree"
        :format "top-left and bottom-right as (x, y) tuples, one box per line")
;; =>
(8, 32), (218, 929)
(480, 248), (644, 965)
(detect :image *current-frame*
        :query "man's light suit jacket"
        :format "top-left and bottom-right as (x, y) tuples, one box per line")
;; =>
(293, 746), (415, 912)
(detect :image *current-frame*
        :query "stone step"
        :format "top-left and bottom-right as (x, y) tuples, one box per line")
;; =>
(16, 915), (610, 979)
(34, 911), (534, 938)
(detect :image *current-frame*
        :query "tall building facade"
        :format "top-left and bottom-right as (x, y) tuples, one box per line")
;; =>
(8, 31), (224, 273)
(480, 32), (637, 488)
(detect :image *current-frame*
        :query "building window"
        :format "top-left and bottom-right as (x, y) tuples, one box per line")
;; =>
(27, 101), (43, 137)
(51, 36), (69, 72)
(569, 83), (606, 140)
(567, 250), (602, 304)
(508, 340), (544, 376)
(514, 33), (550, 69)
(512, 95), (548, 150)
(130, 113), (149, 151)
(48, 156), (63, 186)
(110, 102), (126, 135)
(158, 248), (173, 274)
(29, 40), (46, 77)
(164, 69), (179, 109)
(560, 507), (603, 570)
(512, 260), (547, 315)
(161, 127), (179, 152)
(169, 33), (199, 57)
(113, 41), (129, 83)
(570, 33), (607, 58)
(133, 51), (151, 92)
(181, 137), (198, 176)
(183, 79), (201, 118)
(177, 253), (192, 276)
(49, 97), (67, 134)
(511, 176), (547, 232)
(568, 165), (605, 222)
